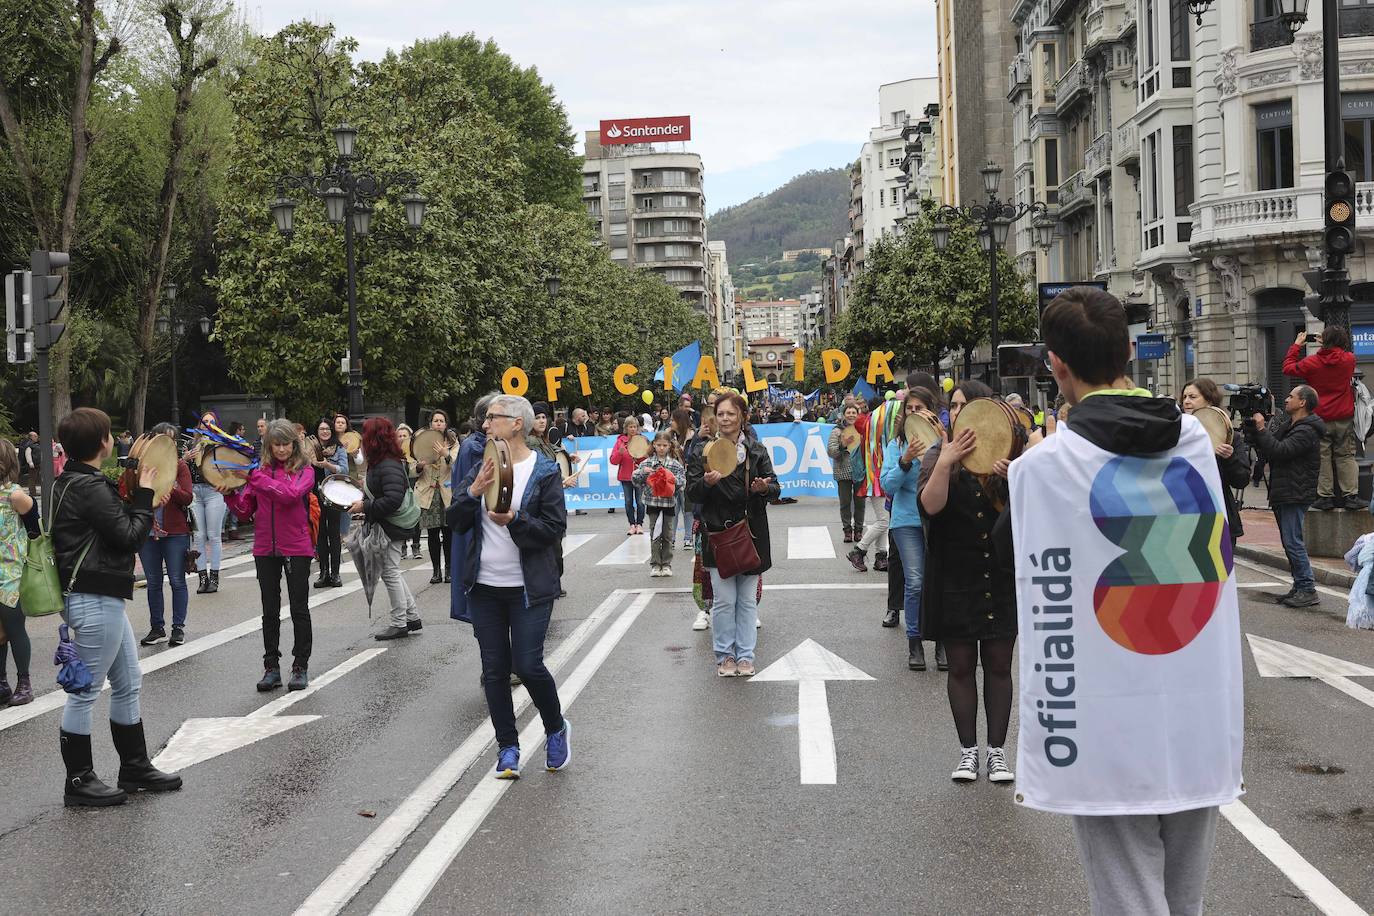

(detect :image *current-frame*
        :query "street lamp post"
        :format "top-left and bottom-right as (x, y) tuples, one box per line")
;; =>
(930, 161), (1053, 391)
(269, 123), (428, 426)
(155, 282), (183, 426)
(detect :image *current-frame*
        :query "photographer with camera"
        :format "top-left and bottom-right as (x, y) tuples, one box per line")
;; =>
(1248, 385), (1324, 608)
(1283, 327), (1363, 510)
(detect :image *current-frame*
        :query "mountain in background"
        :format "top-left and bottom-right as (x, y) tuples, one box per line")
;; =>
(708, 168), (850, 266)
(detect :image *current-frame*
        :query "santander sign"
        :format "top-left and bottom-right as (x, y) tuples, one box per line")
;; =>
(599, 116), (691, 146)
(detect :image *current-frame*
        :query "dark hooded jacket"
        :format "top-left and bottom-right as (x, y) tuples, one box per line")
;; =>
(1250, 412), (1325, 506)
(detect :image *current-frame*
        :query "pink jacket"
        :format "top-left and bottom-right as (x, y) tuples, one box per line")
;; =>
(225, 463), (315, 557)
(608, 435), (643, 483)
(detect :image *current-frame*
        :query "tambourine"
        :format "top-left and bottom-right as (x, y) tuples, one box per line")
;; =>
(840, 426), (862, 451)
(1195, 405), (1234, 447)
(199, 444), (254, 490)
(340, 430), (362, 455)
(411, 429), (448, 465)
(123, 433), (179, 504)
(626, 435), (651, 460)
(704, 437), (739, 476)
(1012, 405), (1036, 433)
(555, 447), (572, 479)
(318, 473), (364, 511)
(903, 412), (943, 451)
(482, 437), (515, 513)
(952, 398), (1025, 476)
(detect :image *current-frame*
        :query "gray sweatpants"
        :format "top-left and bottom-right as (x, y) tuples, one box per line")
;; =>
(1072, 806), (1219, 916)
(380, 539), (420, 629)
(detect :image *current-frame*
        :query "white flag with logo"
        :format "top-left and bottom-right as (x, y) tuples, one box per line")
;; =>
(1009, 414), (1243, 815)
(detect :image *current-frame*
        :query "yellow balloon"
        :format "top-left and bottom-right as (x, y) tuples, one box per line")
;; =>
(641, 390), (654, 405)
(941, 377), (954, 393)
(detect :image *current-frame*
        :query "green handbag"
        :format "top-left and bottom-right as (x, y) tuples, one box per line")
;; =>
(363, 476), (421, 530)
(21, 481), (94, 617)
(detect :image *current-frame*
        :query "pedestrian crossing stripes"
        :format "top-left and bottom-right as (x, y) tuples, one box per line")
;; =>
(596, 533), (653, 566)
(787, 526), (836, 560)
(562, 534), (597, 557)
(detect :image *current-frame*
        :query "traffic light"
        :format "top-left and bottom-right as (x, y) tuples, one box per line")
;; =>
(4, 271), (33, 364)
(30, 249), (69, 350)
(1325, 169), (1356, 260)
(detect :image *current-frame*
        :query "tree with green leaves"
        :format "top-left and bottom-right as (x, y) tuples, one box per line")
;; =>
(836, 204), (1034, 378)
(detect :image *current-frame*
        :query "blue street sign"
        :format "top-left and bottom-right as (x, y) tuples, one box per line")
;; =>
(1354, 325), (1374, 359)
(1136, 333), (1171, 360)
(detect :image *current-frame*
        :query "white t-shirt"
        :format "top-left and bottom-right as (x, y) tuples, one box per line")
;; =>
(477, 451), (539, 588)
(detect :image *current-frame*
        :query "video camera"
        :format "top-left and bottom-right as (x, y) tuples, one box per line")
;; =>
(1222, 383), (1273, 434)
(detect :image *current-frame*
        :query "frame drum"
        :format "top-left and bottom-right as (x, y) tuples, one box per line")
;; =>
(411, 429), (446, 465)
(626, 435), (651, 460)
(318, 473), (363, 511)
(704, 437), (739, 476)
(340, 430), (362, 455)
(124, 433), (179, 504)
(952, 398), (1025, 476)
(840, 426), (862, 451)
(1195, 405), (1234, 447)
(903, 412), (943, 451)
(482, 438), (515, 513)
(199, 444), (253, 490)
(555, 448), (572, 479)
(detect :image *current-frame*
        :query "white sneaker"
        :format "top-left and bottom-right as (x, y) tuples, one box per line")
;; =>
(951, 746), (979, 782)
(648, 565), (660, 578)
(756, 613), (762, 629)
(986, 746), (1015, 783)
(663, 565), (673, 577)
(692, 610), (710, 631)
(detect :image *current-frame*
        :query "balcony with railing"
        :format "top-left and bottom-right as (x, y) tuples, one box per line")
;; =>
(1114, 122), (1139, 166)
(633, 181), (702, 195)
(1008, 52), (1031, 97)
(1055, 59), (1091, 115)
(634, 204), (703, 218)
(1250, 18), (1292, 52)
(1342, 8), (1374, 36)
(1191, 186), (1324, 247)
(1085, 132), (1113, 178)
(1058, 170), (1093, 218)
(1084, 0), (1107, 52)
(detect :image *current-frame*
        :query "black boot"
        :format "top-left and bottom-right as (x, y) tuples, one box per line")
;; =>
(908, 638), (927, 671)
(205, 570), (219, 594)
(881, 607), (899, 628)
(873, 551), (889, 572)
(111, 720), (183, 793)
(935, 641), (948, 671)
(60, 730), (126, 807)
(195, 570), (210, 594)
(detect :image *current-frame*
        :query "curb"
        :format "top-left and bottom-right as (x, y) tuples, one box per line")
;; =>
(1234, 544), (1355, 590)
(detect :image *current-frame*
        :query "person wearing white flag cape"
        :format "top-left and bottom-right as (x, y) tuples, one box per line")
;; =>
(1010, 287), (1243, 916)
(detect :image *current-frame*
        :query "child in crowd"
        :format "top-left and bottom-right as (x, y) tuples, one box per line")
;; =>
(633, 432), (686, 578)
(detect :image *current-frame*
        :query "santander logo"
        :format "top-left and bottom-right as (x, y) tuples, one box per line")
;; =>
(605, 124), (623, 138)
(599, 116), (691, 145)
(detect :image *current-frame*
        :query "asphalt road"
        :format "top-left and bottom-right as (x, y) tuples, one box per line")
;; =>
(0, 499), (1371, 915)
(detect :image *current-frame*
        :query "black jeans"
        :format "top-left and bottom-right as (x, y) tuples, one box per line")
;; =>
(427, 526), (452, 575)
(316, 506), (342, 578)
(256, 555), (313, 669)
(837, 479), (864, 531)
(469, 584), (563, 748)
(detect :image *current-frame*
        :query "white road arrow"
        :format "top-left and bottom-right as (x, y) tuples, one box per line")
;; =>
(153, 648), (387, 772)
(1247, 634), (1374, 711)
(751, 639), (874, 785)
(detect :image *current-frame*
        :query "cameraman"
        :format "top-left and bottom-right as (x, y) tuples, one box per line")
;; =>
(1283, 327), (1362, 510)
(1249, 385), (1324, 608)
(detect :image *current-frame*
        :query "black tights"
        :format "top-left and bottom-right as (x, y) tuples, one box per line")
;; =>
(0, 601), (31, 678)
(427, 526), (452, 574)
(944, 637), (1016, 748)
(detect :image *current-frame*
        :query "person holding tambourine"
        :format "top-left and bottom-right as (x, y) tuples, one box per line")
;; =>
(609, 415), (650, 535)
(1181, 378), (1251, 544)
(310, 417), (348, 589)
(686, 391), (779, 678)
(917, 379), (1018, 785)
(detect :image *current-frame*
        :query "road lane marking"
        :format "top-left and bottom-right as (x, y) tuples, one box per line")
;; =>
(366, 590), (657, 916)
(1221, 801), (1368, 916)
(1236, 581), (1283, 589)
(1247, 634), (1374, 711)
(292, 590), (631, 916)
(595, 532), (652, 565)
(787, 526), (836, 559)
(562, 533), (596, 557)
(1233, 558), (1349, 601)
(0, 565), (429, 734)
(751, 640), (874, 784)
(152, 648), (388, 772)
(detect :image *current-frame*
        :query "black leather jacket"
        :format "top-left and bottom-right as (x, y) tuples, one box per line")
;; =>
(52, 463), (153, 600)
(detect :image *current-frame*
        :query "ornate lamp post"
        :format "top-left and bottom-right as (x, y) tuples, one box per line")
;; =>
(154, 281), (183, 426)
(268, 123), (429, 424)
(930, 161), (1052, 391)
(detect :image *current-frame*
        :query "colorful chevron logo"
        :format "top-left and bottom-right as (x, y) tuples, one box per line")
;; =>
(1089, 456), (1232, 655)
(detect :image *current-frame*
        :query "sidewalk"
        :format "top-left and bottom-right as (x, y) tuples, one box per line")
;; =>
(1233, 484), (1357, 590)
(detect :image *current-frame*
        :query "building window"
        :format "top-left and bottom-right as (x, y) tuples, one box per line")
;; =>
(1256, 101), (1294, 190)
(1144, 130), (1161, 223)
(1045, 137), (1060, 188)
(1252, 0), (1295, 51)
(1173, 126), (1195, 216)
(1340, 0), (1374, 38)
(891, 109), (906, 126)
(1145, 0), (1157, 69)
(1343, 92), (1374, 182)
(1169, 0), (1192, 86)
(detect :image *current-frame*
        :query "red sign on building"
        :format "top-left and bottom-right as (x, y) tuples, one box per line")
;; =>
(598, 116), (692, 145)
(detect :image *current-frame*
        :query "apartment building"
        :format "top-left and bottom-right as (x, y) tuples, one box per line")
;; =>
(581, 130), (709, 313)
(937, 0), (1021, 211)
(897, 103), (947, 225)
(706, 240), (738, 376)
(740, 300), (804, 347)
(859, 78), (941, 247)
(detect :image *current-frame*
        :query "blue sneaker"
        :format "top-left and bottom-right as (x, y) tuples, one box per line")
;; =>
(494, 746), (521, 780)
(546, 718), (571, 772)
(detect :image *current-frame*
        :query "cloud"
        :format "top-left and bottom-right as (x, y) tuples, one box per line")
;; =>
(250, 0), (937, 200)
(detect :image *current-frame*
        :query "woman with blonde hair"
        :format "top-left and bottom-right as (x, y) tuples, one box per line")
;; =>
(0, 438), (39, 706)
(222, 419), (317, 692)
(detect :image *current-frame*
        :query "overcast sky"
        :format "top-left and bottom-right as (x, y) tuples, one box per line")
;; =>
(247, 0), (939, 212)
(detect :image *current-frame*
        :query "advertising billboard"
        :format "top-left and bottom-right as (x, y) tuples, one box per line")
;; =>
(599, 116), (692, 145)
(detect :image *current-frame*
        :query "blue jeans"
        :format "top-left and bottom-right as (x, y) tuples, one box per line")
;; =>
(468, 585), (563, 748)
(621, 481), (645, 525)
(1273, 503), (1314, 590)
(889, 525), (925, 639)
(60, 592), (141, 734)
(140, 534), (189, 629)
(709, 569), (759, 663)
(192, 483), (226, 570)
(673, 490), (690, 542)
